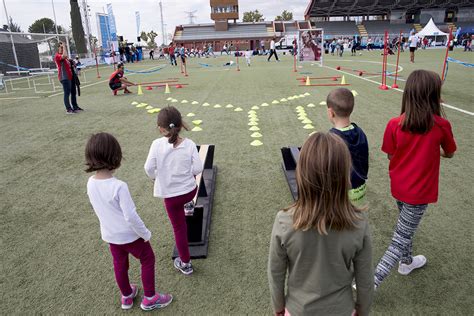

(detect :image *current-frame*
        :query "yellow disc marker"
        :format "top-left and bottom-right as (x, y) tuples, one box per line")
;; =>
(249, 126), (260, 131)
(272, 100), (280, 104)
(171, 99), (178, 103)
(298, 94), (305, 98)
(192, 120), (202, 125)
(226, 104), (234, 108)
(145, 105), (153, 110)
(181, 100), (189, 104)
(136, 103), (146, 108)
(304, 92), (311, 96)
(280, 98), (288, 102)
(249, 117), (259, 122)
(250, 140), (263, 146)
(214, 104), (222, 108)
(234, 107), (243, 112)
(192, 126), (203, 132)
(250, 132), (263, 138)
(248, 121), (258, 126)
(248, 110), (256, 114)
(166, 97), (173, 101)
(147, 109), (156, 114)
(351, 90), (358, 96)
(303, 124), (315, 129)
(296, 106), (304, 110)
(251, 106), (259, 110)
(261, 103), (269, 107)
(302, 118), (313, 124)
(319, 101), (327, 105)
(186, 113), (195, 117)
(191, 101), (199, 105)
(202, 102), (210, 107)
(131, 101), (139, 105)
(307, 103), (316, 108)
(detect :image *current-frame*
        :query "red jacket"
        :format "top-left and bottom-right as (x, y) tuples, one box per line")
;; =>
(54, 53), (72, 81)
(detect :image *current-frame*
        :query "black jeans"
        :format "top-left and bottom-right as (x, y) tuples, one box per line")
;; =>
(60, 79), (78, 111)
(267, 49), (279, 61)
(170, 54), (177, 66)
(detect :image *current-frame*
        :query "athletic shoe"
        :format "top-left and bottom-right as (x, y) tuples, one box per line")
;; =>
(140, 293), (173, 311)
(124, 89), (132, 94)
(74, 107), (84, 111)
(184, 201), (195, 216)
(174, 257), (193, 275)
(398, 255), (427, 275)
(113, 89), (118, 96)
(121, 284), (139, 310)
(66, 110), (76, 115)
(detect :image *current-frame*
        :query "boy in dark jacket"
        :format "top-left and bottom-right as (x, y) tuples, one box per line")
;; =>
(326, 88), (369, 207)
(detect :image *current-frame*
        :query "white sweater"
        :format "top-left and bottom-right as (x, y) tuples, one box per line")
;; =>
(87, 176), (151, 244)
(144, 137), (203, 198)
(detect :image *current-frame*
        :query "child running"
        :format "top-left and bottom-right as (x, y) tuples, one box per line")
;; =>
(85, 132), (172, 311)
(268, 132), (373, 316)
(144, 106), (203, 275)
(327, 88), (369, 207)
(374, 70), (457, 288)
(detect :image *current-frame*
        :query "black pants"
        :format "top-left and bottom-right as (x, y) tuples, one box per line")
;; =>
(170, 54), (177, 66)
(267, 49), (279, 61)
(60, 79), (78, 111)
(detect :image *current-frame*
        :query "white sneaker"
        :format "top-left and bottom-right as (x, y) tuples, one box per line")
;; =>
(398, 255), (427, 275)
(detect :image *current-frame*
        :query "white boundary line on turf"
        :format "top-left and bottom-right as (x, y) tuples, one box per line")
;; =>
(0, 96), (41, 100)
(47, 64), (168, 98)
(323, 65), (474, 117)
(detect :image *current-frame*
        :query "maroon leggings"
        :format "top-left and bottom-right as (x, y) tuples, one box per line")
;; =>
(163, 187), (198, 263)
(109, 238), (155, 297)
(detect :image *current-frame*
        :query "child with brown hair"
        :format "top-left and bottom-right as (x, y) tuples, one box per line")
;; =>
(327, 88), (369, 207)
(374, 69), (456, 288)
(144, 106), (203, 275)
(268, 132), (373, 316)
(85, 132), (172, 311)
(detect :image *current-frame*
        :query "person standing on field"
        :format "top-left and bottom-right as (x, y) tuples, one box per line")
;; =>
(267, 37), (279, 62)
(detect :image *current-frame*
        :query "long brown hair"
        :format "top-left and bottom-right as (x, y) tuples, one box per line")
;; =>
(157, 106), (189, 146)
(85, 132), (122, 172)
(401, 69), (445, 134)
(286, 132), (362, 234)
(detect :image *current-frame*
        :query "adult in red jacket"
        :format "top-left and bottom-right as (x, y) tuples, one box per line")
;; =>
(54, 42), (83, 114)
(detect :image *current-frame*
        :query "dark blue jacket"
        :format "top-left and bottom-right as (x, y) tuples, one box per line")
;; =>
(330, 123), (369, 189)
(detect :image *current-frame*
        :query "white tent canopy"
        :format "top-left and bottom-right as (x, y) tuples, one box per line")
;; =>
(416, 18), (448, 37)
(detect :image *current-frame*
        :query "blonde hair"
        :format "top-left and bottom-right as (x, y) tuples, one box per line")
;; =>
(286, 132), (362, 234)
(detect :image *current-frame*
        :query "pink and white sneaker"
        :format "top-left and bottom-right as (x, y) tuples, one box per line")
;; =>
(121, 284), (139, 310)
(140, 293), (173, 311)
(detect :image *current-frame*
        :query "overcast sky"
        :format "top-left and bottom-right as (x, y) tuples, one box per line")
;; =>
(2, 0), (309, 44)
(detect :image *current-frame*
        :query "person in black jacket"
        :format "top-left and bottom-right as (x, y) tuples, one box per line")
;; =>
(326, 88), (368, 207)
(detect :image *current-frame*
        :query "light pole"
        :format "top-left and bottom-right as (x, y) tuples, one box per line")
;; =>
(51, 0), (59, 39)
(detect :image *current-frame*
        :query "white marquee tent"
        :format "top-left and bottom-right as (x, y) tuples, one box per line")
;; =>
(416, 18), (449, 37)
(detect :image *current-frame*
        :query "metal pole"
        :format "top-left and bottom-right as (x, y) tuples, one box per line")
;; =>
(159, 1), (166, 46)
(2, 0), (21, 75)
(51, 0), (60, 40)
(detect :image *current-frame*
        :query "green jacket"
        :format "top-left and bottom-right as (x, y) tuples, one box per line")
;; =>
(268, 209), (373, 316)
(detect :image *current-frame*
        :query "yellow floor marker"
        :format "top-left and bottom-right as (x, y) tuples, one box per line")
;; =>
(250, 140), (263, 146)
(351, 90), (359, 96)
(226, 104), (234, 108)
(298, 94), (305, 98)
(319, 101), (327, 105)
(302, 118), (313, 124)
(280, 98), (288, 102)
(137, 85), (143, 95)
(249, 126), (260, 131)
(234, 107), (243, 112)
(187, 113), (195, 117)
(136, 103), (146, 108)
(251, 106), (259, 110)
(261, 103), (269, 107)
(166, 97), (173, 101)
(304, 92), (311, 96)
(250, 132), (263, 138)
(131, 101), (138, 105)
(249, 117), (259, 122)
(296, 106), (304, 110)
(341, 76), (346, 85)
(248, 121), (258, 126)
(191, 101), (199, 105)
(145, 105), (153, 110)
(248, 110), (256, 114)
(191, 126), (203, 132)
(214, 104), (222, 108)
(307, 103), (316, 108)
(272, 100), (280, 104)
(192, 120), (202, 125)
(303, 124), (315, 129)
(171, 99), (178, 103)
(181, 100), (189, 104)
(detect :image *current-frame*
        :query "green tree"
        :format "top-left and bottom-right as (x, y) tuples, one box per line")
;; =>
(140, 31), (148, 42)
(3, 17), (22, 32)
(146, 31), (158, 49)
(275, 10), (293, 21)
(70, 0), (87, 54)
(28, 18), (57, 34)
(242, 10), (264, 22)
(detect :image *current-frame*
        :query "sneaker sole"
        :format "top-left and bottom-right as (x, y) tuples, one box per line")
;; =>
(140, 296), (173, 311)
(174, 261), (193, 275)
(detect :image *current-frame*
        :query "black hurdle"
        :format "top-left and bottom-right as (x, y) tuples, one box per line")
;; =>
(172, 144), (217, 259)
(280, 146), (301, 201)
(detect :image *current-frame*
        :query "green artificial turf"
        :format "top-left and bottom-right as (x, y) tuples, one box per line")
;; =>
(0, 48), (473, 314)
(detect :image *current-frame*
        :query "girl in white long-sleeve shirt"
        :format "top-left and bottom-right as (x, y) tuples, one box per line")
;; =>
(144, 106), (203, 275)
(85, 132), (172, 311)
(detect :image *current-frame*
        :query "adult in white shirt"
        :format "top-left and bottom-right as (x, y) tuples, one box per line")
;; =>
(267, 37), (279, 62)
(408, 32), (419, 63)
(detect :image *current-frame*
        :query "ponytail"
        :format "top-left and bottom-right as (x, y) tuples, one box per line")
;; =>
(168, 124), (180, 145)
(157, 106), (189, 146)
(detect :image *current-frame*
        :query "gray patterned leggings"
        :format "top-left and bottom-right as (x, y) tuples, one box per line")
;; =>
(374, 201), (428, 287)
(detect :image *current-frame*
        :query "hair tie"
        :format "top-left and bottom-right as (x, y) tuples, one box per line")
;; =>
(169, 123), (175, 129)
